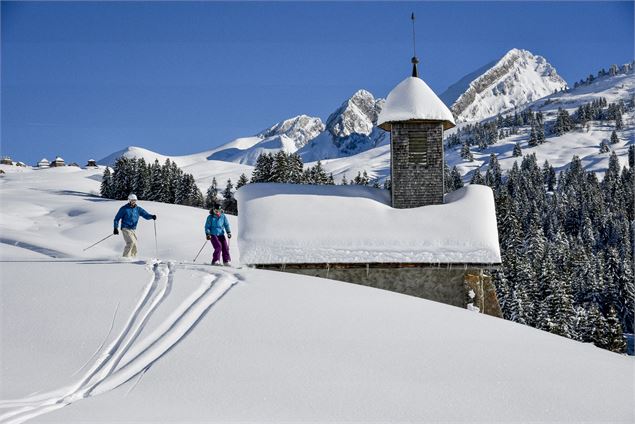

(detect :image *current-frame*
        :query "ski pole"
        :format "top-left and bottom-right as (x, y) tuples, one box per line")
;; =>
(83, 234), (114, 252)
(192, 240), (208, 262)
(153, 220), (158, 258)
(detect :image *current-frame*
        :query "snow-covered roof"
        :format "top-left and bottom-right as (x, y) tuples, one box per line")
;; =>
(236, 183), (500, 264)
(377, 76), (456, 130)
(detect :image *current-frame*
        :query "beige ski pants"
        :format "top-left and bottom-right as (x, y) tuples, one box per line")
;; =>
(121, 228), (138, 257)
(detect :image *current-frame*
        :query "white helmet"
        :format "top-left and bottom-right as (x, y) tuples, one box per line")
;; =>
(128, 193), (138, 201)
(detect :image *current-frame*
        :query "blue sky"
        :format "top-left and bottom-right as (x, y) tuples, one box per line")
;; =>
(2, 1), (633, 165)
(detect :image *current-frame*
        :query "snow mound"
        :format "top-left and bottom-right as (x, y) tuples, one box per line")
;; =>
(235, 183), (500, 264)
(377, 77), (456, 130)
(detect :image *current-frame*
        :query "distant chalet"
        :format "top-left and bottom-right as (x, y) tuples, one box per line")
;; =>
(236, 60), (502, 316)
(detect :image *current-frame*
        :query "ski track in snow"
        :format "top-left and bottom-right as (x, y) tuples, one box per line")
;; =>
(0, 260), (239, 424)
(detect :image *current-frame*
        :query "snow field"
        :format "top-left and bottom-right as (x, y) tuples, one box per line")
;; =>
(0, 157), (633, 423)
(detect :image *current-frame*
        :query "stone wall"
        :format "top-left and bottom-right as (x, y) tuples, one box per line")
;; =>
(390, 121), (445, 208)
(256, 264), (502, 317)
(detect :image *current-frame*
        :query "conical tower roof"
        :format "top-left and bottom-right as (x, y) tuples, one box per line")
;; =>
(377, 76), (456, 130)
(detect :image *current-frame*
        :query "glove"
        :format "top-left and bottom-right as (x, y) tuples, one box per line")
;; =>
(206, 234), (211, 240)
(113, 228), (119, 235)
(152, 215), (157, 220)
(227, 233), (232, 239)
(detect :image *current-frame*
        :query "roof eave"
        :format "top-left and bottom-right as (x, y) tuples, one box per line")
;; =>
(378, 118), (456, 131)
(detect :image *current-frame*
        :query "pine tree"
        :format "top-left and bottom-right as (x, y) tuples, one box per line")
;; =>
(448, 166), (464, 192)
(554, 108), (573, 135)
(205, 177), (219, 209)
(222, 179), (237, 215)
(528, 125), (538, 147)
(287, 153), (304, 183)
(485, 154), (502, 190)
(605, 305), (627, 353)
(236, 173), (249, 189)
(100, 167), (113, 198)
(251, 153), (274, 183)
(460, 142), (474, 161)
(614, 110), (623, 130)
(470, 167), (484, 185)
(610, 130), (619, 144)
(512, 143), (522, 157)
(133, 158), (149, 199)
(341, 174), (348, 185)
(309, 161), (329, 185)
(271, 151), (289, 183)
(148, 159), (165, 202)
(599, 141), (610, 154)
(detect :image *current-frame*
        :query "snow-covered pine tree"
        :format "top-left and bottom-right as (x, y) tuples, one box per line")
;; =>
(287, 153), (304, 184)
(341, 174), (348, 185)
(100, 167), (113, 198)
(251, 153), (274, 183)
(133, 158), (149, 199)
(222, 179), (237, 215)
(554, 108), (573, 135)
(484, 154), (502, 190)
(271, 151), (289, 183)
(460, 142), (474, 161)
(205, 177), (219, 209)
(528, 124), (538, 147)
(605, 305), (626, 353)
(449, 166), (464, 192)
(610, 130), (619, 144)
(599, 141), (610, 153)
(236, 173), (249, 189)
(147, 159), (165, 202)
(111, 156), (135, 200)
(512, 143), (522, 157)
(614, 110), (623, 130)
(470, 167), (484, 185)
(309, 161), (329, 185)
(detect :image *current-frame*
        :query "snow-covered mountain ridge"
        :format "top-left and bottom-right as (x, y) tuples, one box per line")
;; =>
(447, 48), (568, 122)
(93, 53), (632, 188)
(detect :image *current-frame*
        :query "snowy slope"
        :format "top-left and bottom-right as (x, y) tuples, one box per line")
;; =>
(0, 164), (633, 423)
(97, 146), (253, 193)
(0, 165), (240, 262)
(236, 183), (501, 264)
(450, 48), (568, 122)
(206, 115), (324, 164)
(449, 68), (635, 179)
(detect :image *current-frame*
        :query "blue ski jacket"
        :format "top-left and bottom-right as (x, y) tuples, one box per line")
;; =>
(114, 204), (153, 230)
(205, 213), (231, 236)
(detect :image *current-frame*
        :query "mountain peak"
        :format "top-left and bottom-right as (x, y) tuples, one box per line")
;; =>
(258, 114), (324, 149)
(447, 48), (568, 122)
(325, 89), (382, 138)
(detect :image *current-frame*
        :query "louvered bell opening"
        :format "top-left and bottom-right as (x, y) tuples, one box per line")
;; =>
(408, 130), (427, 165)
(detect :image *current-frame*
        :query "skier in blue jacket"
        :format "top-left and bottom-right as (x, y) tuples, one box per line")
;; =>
(113, 194), (156, 257)
(205, 204), (231, 266)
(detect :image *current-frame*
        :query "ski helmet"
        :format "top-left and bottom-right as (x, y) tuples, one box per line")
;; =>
(128, 193), (138, 201)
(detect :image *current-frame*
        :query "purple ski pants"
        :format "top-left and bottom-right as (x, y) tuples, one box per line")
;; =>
(210, 235), (231, 263)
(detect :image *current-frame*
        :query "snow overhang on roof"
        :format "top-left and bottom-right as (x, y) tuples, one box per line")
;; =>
(377, 76), (456, 130)
(235, 183), (501, 265)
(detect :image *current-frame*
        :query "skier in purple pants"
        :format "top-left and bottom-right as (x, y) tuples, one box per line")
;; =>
(205, 204), (231, 266)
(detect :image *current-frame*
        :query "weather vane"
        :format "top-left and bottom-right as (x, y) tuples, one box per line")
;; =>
(411, 12), (419, 78)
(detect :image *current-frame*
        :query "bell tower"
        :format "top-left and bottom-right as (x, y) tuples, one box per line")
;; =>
(377, 13), (456, 208)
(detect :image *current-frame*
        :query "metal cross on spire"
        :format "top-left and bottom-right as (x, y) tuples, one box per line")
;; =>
(411, 12), (420, 78)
